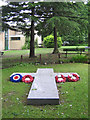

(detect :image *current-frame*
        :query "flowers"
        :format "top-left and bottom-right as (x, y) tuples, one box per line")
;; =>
(55, 74), (66, 83)
(55, 73), (79, 83)
(22, 75), (34, 83)
(68, 73), (79, 82)
(10, 74), (34, 83)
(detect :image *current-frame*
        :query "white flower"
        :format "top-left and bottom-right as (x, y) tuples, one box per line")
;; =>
(1, 97), (3, 100)
(70, 105), (72, 107)
(16, 98), (19, 100)
(58, 78), (63, 81)
(25, 78), (30, 81)
(66, 91), (68, 94)
(61, 113), (64, 115)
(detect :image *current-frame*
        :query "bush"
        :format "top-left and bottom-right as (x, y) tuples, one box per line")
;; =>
(43, 35), (62, 48)
(22, 43), (30, 50)
(70, 55), (88, 63)
(22, 37), (30, 50)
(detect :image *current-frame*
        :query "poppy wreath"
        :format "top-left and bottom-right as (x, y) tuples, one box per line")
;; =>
(10, 74), (22, 82)
(22, 75), (34, 83)
(55, 75), (66, 83)
(67, 73), (79, 82)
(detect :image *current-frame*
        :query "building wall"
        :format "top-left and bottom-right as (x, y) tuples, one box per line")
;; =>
(0, 30), (25, 50)
(9, 30), (16, 36)
(9, 30), (22, 36)
(10, 36), (25, 50)
(0, 32), (5, 51)
(34, 31), (42, 45)
(0, 29), (42, 51)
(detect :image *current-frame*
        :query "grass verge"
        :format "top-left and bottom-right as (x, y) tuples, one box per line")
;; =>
(2, 63), (88, 118)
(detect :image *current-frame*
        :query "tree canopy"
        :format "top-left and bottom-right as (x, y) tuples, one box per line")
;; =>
(2, 2), (88, 56)
(36, 2), (88, 51)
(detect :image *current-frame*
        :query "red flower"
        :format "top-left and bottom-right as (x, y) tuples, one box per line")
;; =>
(55, 75), (66, 83)
(68, 73), (79, 82)
(22, 75), (34, 83)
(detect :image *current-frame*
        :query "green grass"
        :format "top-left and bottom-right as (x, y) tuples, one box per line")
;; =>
(3, 50), (30, 56)
(3, 46), (87, 56)
(2, 47), (88, 69)
(2, 63), (88, 118)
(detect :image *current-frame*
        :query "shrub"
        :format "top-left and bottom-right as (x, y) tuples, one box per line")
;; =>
(22, 45), (27, 50)
(43, 35), (62, 48)
(22, 36), (30, 50)
(22, 43), (30, 50)
(70, 55), (88, 63)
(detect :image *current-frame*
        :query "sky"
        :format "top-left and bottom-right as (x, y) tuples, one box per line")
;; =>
(0, 0), (88, 7)
(0, 0), (7, 6)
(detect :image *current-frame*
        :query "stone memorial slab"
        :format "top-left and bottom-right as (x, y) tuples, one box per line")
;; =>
(27, 68), (59, 105)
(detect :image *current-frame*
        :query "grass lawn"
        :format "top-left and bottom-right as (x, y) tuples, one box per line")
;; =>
(3, 46), (87, 56)
(2, 63), (88, 118)
(2, 46), (88, 69)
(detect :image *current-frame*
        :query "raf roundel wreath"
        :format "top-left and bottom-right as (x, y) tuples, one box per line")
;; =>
(67, 73), (79, 82)
(55, 74), (66, 83)
(10, 74), (22, 82)
(22, 75), (34, 83)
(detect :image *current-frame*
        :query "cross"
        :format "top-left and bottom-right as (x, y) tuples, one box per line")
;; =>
(10, 68), (80, 105)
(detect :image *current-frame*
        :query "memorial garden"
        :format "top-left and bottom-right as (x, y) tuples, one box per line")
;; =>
(1, 1), (89, 119)
(1, 47), (88, 118)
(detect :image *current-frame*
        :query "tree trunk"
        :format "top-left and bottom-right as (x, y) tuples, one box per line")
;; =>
(29, 5), (35, 58)
(88, 33), (90, 47)
(42, 35), (44, 48)
(52, 26), (59, 54)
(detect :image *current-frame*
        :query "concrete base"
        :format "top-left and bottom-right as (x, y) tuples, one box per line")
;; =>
(27, 98), (59, 105)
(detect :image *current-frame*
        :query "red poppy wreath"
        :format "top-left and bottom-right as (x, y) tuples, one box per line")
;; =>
(67, 73), (79, 82)
(55, 74), (66, 83)
(22, 75), (34, 83)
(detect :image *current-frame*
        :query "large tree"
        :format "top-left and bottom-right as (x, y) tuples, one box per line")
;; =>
(36, 2), (88, 53)
(2, 2), (88, 55)
(2, 2), (39, 57)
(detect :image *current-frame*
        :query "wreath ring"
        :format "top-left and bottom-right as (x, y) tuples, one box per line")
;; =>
(68, 73), (79, 82)
(55, 74), (66, 83)
(10, 74), (22, 82)
(22, 75), (34, 83)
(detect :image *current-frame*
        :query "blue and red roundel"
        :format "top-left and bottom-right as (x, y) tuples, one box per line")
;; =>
(10, 74), (22, 82)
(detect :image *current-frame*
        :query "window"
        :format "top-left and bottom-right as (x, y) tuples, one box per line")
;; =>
(11, 37), (20, 40)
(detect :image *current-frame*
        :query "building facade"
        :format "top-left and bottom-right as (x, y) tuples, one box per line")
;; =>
(0, 29), (25, 51)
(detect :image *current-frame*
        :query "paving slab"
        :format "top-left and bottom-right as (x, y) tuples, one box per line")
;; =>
(27, 68), (59, 105)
